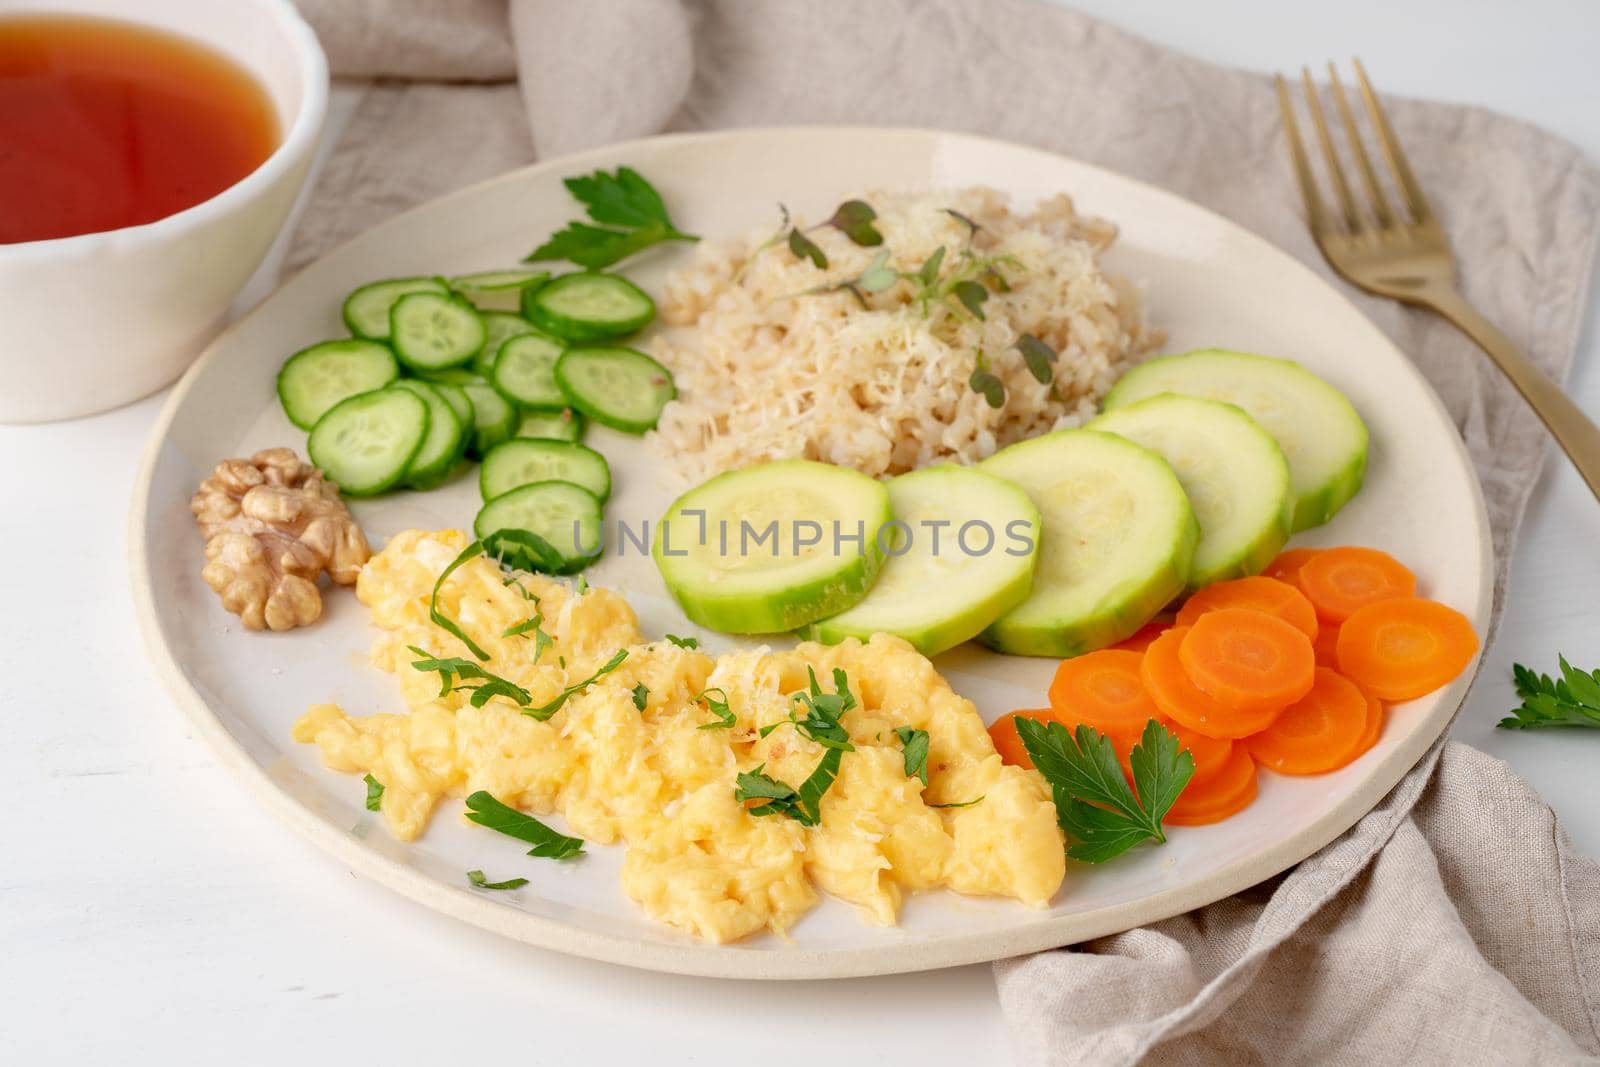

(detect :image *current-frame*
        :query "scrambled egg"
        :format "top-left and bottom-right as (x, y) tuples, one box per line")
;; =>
(293, 529), (1065, 942)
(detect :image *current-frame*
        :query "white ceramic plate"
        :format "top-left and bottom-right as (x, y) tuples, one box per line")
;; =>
(131, 127), (1491, 980)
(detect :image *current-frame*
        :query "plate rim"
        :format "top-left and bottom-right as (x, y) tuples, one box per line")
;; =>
(129, 124), (1494, 980)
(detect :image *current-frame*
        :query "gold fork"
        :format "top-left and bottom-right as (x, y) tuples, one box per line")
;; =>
(1277, 60), (1600, 502)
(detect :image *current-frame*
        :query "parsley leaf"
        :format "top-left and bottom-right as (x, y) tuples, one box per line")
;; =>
(894, 726), (930, 786)
(524, 166), (697, 269)
(464, 791), (584, 859)
(363, 774), (384, 811)
(631, 682), (650, 713)
(1016, 334), (1057, 385)
(1015, 717), (1194, 864)
(663, 633), (699, 649)
(1499, 657), (1600, 729)
(407, 646), (532, 708)
(430, 541), (492, 661)
(467, 869), (529, 891)
(822, 200), (884, 246)
(735, 764), (798, 806)
(695, 687), (736, 730)
(522, 649), (629, 721)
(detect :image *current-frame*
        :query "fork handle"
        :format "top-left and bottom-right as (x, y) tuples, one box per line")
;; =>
(1423, 287), (1600, 502)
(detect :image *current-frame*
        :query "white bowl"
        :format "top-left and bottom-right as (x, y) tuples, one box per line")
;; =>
(0, 0), (328, 423)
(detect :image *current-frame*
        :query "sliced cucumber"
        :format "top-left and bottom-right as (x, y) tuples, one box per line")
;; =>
(516, 408), (586, 442)
(460, 379), (518, 458)
(342, 276), (448, 340)
(475, 481), (604, 574)
(523, 272), (655, 343)
(978, 430), (1198, 657)
(554, 347), (675, 434)
(1103, 349), (1368, 531)
(276, 339), (398, 430)
(473, 312), (537, 377)
(308, 388), (429, 497)
(389, 380), (466, 490)
(492, 331), (568, 410)
(653, 459), (891, 634)
(805, 466), (1041, 656)
(452, 270), (550, 311)
(1090, 395), (1292, 589)
(480, 439), (611, 503)
(428, 381), (474, 428)
(389, 291), (486, 372)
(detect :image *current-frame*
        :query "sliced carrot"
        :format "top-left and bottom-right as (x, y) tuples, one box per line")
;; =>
(1048, 649), (1159, 744)
(1296, 546), (1416, 623)
(1165, 746), (1258, 825)
(989, 709), (1054, 770)
(1108, 620), (1172, 654)
(1263, 547), (1322, 586)
(1178, 608), (1316, 714)
(1241, 667), (1370, 774)
(1336, 597), (1479, 701)
(1312, 623), (1342, 669)
(1349, 691), (1385, 759)
(1141, 626), (1286, 739)
(1176, 575), (1319, 640)
(1164, 719), (1236, 786)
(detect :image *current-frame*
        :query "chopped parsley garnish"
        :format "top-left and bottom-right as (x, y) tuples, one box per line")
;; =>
(929, 796), (984, 809)
(502, 613), (553, 663)
(363, 774), (384, 811)
(736, 668), (857, 826)
(695, 687), (735, 730)
(631, 682), (650, 713)
(522, 649), (629, 721)
(1499, 657), (1600, 729)
(894, 726), (929, 786)
(407, 646), (533, 708)
(663, 633), (699, 649)
(430, 540), (492, 661)
(1015, 717), (1194, 864)
(524, 166), (698, 269)
(464, 791), (584, 859)
(467, 869), (529, 891)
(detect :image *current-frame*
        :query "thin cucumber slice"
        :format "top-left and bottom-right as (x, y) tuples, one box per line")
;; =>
(342, 276), (448, 340)
(978, 429), (1198, 657)
(389, 380), (466, 490)
(428, 381), (474, 428)
(554, 346), (675, 434)
(276, 339), (398, 430)
(523, 272), (655, 343)
(516, 408), (586, 442)
(492, 331), (568, 410)
(389, 291), (486, 372)
(1090, 395), (1292, 589)
(452, 269), (549, 295)
(1103, 348), (1369, 532)
(653, 459), (891, 634)
(308, 388), (429, 497)
(475, 481), (604, 575)
(460, 379), (517, 458)
(473, 312), (537, 377)
(805, 466), (1041, 656)
(480, 439), (611, 502)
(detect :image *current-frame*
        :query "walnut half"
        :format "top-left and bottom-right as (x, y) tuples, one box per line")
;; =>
(190, 448), (371, 632)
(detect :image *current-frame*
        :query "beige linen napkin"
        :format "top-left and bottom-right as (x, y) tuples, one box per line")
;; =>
(289, 1), (1600, 1061)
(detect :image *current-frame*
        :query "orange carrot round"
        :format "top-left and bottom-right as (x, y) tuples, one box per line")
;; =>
(1296, 546), (1416, 623)
(1141, 626), (1286, 739)
(1108, 620), (1172, 655)
(989, 709), (1054, 770)
(1242, 667), (1371, 774)
(1176, 575), (1319, 640)
(1335, 597), (1480, 701)
(1166, 746), (1258, 825)
(1312, 623), (1342, 669)
(1048, 649), (1159, 744)
(1349, 691), (1385, 759)
(1263, 547), (1322, 586)
(1164, 719), (1236, 786)
(1178, 608), (1317, 714)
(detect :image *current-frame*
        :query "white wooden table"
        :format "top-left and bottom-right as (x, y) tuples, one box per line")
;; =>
(4, 3), (1596, 1062)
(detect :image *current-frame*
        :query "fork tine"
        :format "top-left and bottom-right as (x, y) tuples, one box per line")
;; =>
(1327, 62), (1395, 229)
(1353, 58), (1434, 223)
(1299, 67), (1361, 233)
(1275, 74), (1333, 235)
